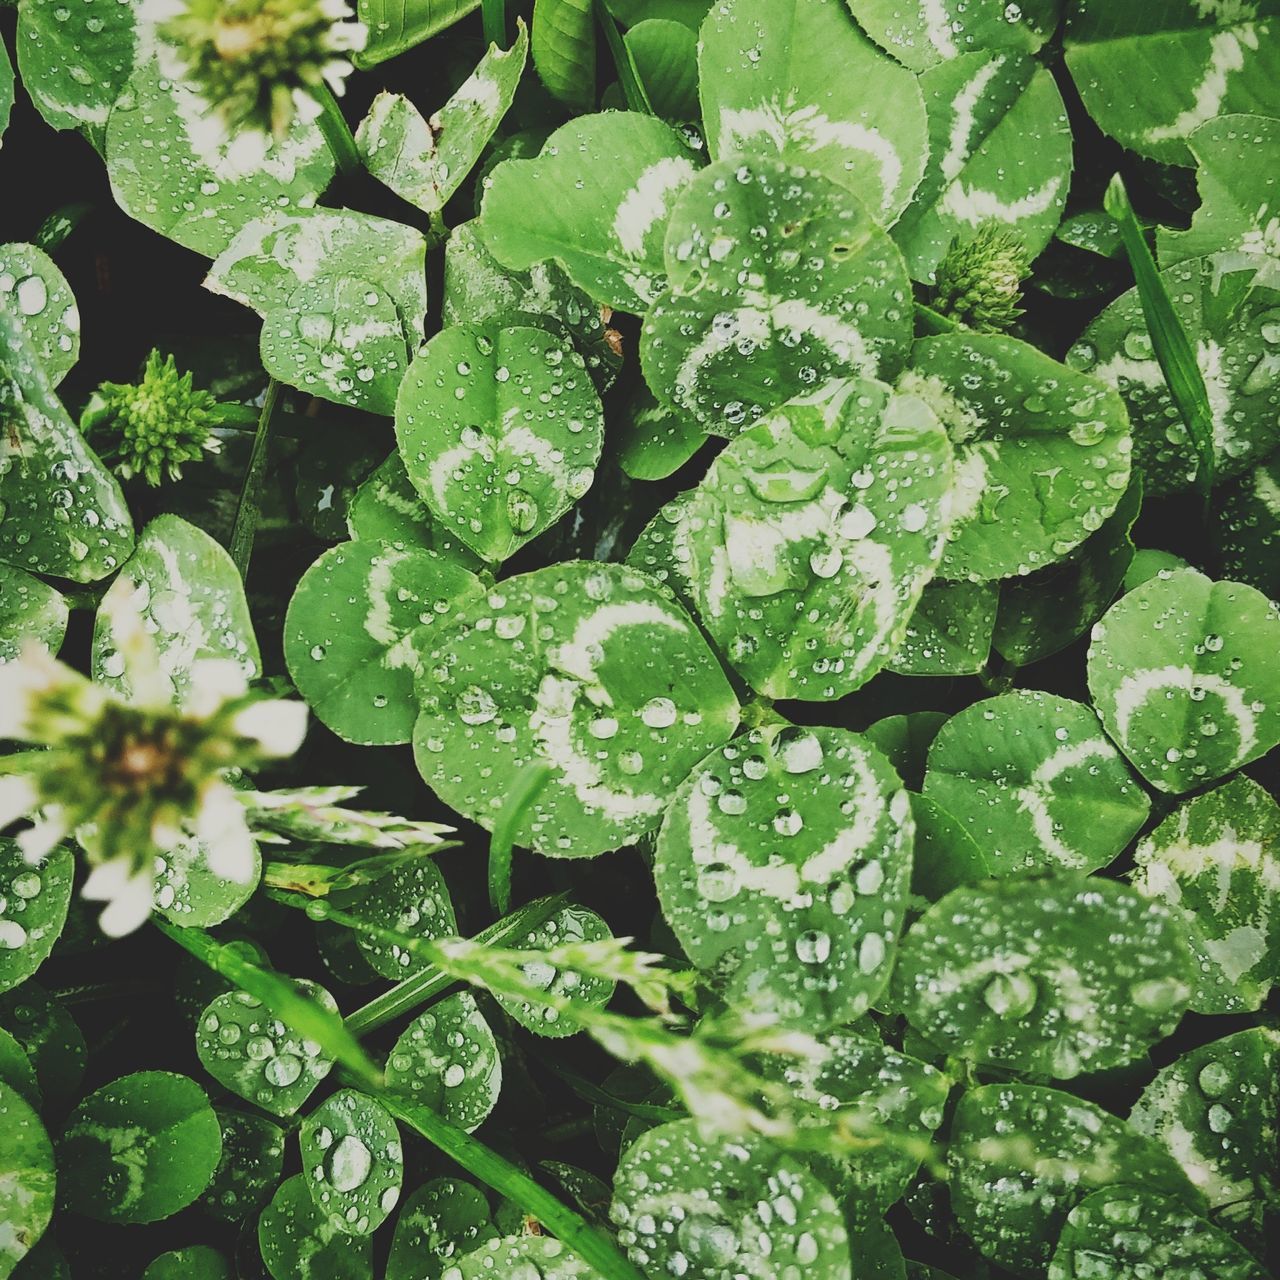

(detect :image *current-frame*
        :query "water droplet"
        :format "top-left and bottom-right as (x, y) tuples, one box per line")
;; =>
(327, 1134), (372, 1191)
(795, 930), (830, 964)
(983, 971), (1037, 1017)
(640, 697), (677, 729)
(264, 1054), (302, 1087)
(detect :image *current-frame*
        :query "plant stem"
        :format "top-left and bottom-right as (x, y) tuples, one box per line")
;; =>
(481, 0), (506, 48)
(594, 0), (653, 115)
(332, 891), (570, 1037)
(381, 1094), (648, 1280)
(313, 84), (362, 180)
(229, 378), (282, 580)
(914, 300), (958, 335)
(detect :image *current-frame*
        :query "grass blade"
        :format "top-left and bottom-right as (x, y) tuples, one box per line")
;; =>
(382, 1093), (648, 1280)
(489, 760), (552, 914)
(594, 0), (654, 116)
(1104, 173), (1216, 504)
(154, 919), (383, 1089)
(229, 377), (282, 580)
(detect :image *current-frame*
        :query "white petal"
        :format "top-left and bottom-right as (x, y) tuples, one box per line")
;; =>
(233, 700), (308, 757)
(81, 859), (132, 902)
(17, 812), (69, 865)
(186, 659), (249, 717)
(0, 775), (39, 830)
(83, 863), (156, 938)
(98, 579), (171, 708)
(196, 786), (257, 884)
(0, 647), (67, 740)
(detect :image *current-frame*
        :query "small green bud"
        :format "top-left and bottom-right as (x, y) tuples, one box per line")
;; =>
(82, 350), (222, 487)
(154, 0), (367, 137)
(932, 223), (1031, 334)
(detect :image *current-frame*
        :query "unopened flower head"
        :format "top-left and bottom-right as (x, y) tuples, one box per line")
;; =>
(154, 0), (368, 137)
(933, 222), (1032, 334)
(0, 588), (307, 936)
(81, 351), (222, 487)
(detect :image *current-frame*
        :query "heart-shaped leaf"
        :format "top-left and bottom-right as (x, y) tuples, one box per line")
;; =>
(300, 1088), (402, 1236)
(395, 323), (605, 564)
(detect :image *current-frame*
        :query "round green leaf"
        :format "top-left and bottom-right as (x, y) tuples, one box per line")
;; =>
(357, 27), (528, 218)
(1048, 1187), (1267, 1280)
(848, 0), (1060, 72)
(1132, 774), (1280, 1013)
(16, 0), (136, 139)
(206, 208), (427, 357)
(142, 1247), (232, 1280)
(1086, 568), (1280, 793)
(0, 565), (68, 663)
(258, 1174), (373, 1280)
(0, 1079), (54, 1279)
(769, 1031), (949, 1212)
(386, 993), (501, 1131)
(657, 724), (913, 1030)
(196, 984), (337, 1117)
(892, 51), (1071, 282)
(1160, 115), (1280, 268)
(152, 832), (261, 929)
(625, 20), (699, 122)
(948, 1083), (1200, 1276)
(1129, 1027), (1280, 1241)
(300, 1088), (402, 1237)
(285, 539), (483, 745)
(894, 873), (1193, 1078)
(0, 839), (72, 995)
(666, 377), (953, 697)
(642, 157), (913, 436)
(1067, 257), (1280, 496)
(611, 1120), (852, 1278)
(0, 243), (79, 384)
(395, 323), (605, 564)
(412, 561), (740, 858)
(92, 514), (260, 706)
(0, 984), (84, 1114)
(198, 1108), (286, 1224)
(921, 690), (1150, 875)
(1064, 2), (1280, 166)
(442, 221), (622, 395)
(456, 1235), (604, 1278)
(0, 42), (13, 148)
(888, 579), (996, 677)
(58, 1071), (221, 1224)
(1214, 450), (1280, 602)
(478, 113), (700, 314)
(492, 905), (616, 1037)
(903, 332), (1133, 581)
(0, 1080), (54, 1278)
(0, 305), (134, 584)
(907, 793), (991, 902)
(0, 1025), (39, 1108)
(862, 711), (948, 790)
(344, 857), (457, 979)
(615, 386), (705, 482)
(260, 276), (410, 416)
(386, 1177), (498, 1280)
(346, 453), (487, 571)
(698, 0), (927, 223)
(105, 61), (334, 258)
(992, 476), (1141, 667)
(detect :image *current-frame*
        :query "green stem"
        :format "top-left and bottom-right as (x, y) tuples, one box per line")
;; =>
(914, 300), (957, 335)
(330, 891), (570, 1037)
(313, 84), (362, 180)
(381, 1094), (648, 1280)
(594, 0), (653, 115)
(481, 0), (507, 48)
(229, 377), (282, 580)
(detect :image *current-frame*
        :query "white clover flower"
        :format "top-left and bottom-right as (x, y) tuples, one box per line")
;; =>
(0, 596), (307, 937)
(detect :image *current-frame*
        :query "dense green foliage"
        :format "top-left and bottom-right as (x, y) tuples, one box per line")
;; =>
(0, 0), (1278, 1278)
